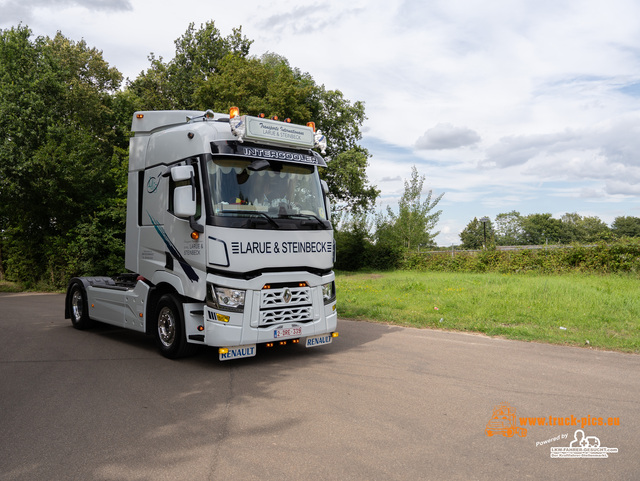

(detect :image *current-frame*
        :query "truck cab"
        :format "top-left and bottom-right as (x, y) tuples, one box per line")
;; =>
(66, 109), (338, 360)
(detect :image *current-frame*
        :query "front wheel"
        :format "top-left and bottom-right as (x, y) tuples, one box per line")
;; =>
(68, 283), (94, 330)
(154, 294), (197, 359)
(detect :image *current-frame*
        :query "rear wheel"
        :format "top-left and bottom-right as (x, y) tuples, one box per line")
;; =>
(68, 283), (93, 330)
(154, 294), (196, 359)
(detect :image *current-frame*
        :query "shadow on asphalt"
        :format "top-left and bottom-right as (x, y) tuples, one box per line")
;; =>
(85, 316), (400, 369)
(2, 293), (405, 480)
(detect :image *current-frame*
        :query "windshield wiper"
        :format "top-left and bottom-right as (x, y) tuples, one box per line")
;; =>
(280, 214), (330, 229)
(221, 210), (280, 229)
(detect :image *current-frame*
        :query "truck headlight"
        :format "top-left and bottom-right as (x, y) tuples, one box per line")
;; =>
(322, 281), (336, 305)
(207, 284), (245, 312)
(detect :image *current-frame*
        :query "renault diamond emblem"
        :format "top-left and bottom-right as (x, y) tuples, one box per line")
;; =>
(283, 289), (292, 304)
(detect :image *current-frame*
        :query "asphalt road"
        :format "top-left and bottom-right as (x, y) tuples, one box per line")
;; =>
(1, 293), (639, 480)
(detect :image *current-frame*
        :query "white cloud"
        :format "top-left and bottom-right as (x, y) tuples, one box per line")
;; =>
(379, 176), (402, 182)
(480, 129), (582, 168)
(605, 181), (640, 196)
(416, 123), (481, 150)
(478, 115), (640, 202)
(0, 0), (132, 24)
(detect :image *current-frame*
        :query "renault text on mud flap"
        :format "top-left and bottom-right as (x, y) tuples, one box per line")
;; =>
(219, 345), (256, 360)
(305, 333), (334, 347)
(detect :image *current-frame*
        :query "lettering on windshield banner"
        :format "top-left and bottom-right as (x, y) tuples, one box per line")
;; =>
(245, 116), (315, 148)
(253, 123), (309, 142)
(238, 145), (320, 165)
(231, 240), (333, 255)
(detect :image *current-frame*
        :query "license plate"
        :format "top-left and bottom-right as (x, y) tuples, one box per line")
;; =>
(305, 333), (333, 348)
(274, 327), (302, 339)
(219, 345), (256, 361)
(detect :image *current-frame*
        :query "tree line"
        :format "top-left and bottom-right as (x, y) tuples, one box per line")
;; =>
(0, 22), (380, 287)
(459, 211), (640, 249)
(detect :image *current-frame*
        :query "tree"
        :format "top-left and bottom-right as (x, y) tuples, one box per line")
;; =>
(578, 216), (611, 242)
(377, 166), (443, 250)
(322, 146), (380, 214)
(560, 213), (610, 243)
(0, 26), (125, 286)
(559, 212), (582, 243)
(127, 22), (253, 109)
(334, 212), (373, 271)
(611, 216), (640, 238)
(521, 213), (563, 245)
(308, 86), (379, 214)
(460, 217), (494, 249)
(493, 211), (523, 245)
(196, 53), (314, 124)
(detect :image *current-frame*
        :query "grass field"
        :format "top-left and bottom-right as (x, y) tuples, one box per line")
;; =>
(336, 271), (640, 353)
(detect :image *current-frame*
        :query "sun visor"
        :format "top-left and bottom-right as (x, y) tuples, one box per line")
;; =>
(210, 141), (327, 167)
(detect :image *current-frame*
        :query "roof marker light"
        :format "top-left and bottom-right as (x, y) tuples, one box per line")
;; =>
(306, 121), (316, 132)
(136, 113), (144, 119)
(229, 106), (240, 119)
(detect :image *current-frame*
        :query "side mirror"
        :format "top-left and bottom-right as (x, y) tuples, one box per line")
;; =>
(171, 165), (193, 182)
(321, 180), (332, 221)
(172, 165), (197, 218)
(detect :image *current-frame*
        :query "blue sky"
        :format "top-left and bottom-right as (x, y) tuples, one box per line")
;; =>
(3, 0), (640, 245)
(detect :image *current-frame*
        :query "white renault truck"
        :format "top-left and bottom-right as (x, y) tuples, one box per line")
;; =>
(65, 108), (338, 360)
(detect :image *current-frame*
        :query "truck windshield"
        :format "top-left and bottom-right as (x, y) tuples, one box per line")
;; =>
(206, 157), (330, 230)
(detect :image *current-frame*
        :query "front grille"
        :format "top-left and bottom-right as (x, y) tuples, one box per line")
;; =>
(260, 306), (312, 326)
(261, 287), (310, 308)
(259, 286), (313, 326)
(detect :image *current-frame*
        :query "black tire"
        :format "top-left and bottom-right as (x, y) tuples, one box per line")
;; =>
(154, 294), (197, 359)
(68, 283), (94, 330)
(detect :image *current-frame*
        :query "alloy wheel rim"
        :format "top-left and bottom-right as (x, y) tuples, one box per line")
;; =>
(158, 307), (176, 347)
(71, 290), (83, 321)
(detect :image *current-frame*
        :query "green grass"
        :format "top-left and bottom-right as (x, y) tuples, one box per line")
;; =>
(0, 280), (22, 293)
(336, 271), (640, 353)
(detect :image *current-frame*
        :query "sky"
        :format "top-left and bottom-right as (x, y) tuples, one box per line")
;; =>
(2, 0), (640, 245)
